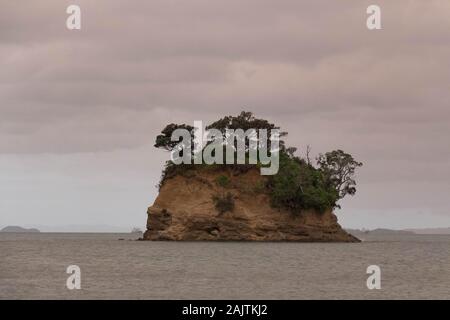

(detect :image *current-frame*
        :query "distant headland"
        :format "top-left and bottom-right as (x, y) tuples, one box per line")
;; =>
(1, 226), (40, 233)
(347, 227), (450, 236)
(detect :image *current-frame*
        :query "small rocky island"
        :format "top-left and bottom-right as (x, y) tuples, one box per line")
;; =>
(143, 112), (361, 242)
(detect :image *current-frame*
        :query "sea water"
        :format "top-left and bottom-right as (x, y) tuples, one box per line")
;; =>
(1, 233), (449, 299)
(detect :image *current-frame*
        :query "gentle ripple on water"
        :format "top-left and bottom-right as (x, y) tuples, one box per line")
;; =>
(0, 233), (449, 299)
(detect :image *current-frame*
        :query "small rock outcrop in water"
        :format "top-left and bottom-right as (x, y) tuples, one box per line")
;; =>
(131, 227), (143, 234)
(143, 168), (359, 242)
(1, 226), (40, 233)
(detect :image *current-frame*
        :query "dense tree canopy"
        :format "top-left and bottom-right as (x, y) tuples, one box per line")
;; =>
(154, 123), (195, 151)
(154, 111), (363, 214)
(206, 111), (288, 151)
(317, 150), (363, 202)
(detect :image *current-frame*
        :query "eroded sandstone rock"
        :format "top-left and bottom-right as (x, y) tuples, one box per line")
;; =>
(143, 168), (359, 242)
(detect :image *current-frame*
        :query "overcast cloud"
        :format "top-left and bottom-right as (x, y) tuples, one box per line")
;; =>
(1, 1), (449, 230)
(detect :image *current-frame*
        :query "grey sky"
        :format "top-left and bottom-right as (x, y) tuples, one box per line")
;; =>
(1, 1), (450, 231)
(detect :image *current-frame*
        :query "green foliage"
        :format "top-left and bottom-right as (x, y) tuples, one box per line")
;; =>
(155, 111), (363, 214)
(268, 152), (339, 213)
(212, 192), (235, 214)
(206, 111), (288, 152)
(215, 175), (230, 188)
(252, 180), (267, 194)
(317, 150), (363, 204)
(154, 123), (195, 151)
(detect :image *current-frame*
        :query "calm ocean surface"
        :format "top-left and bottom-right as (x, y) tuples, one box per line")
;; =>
(1, 233), (449, 299)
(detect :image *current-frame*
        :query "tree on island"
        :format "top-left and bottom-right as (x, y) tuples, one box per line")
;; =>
(154, 111), (362, 214)
(317, 150), (363, 206)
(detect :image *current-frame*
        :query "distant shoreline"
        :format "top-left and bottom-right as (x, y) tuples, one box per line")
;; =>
(346, 227), (450, 236)
(2, 225), (449, 235)
(0, 226), (40, 233)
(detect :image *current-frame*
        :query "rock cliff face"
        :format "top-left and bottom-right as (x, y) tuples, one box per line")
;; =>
(143, 168), (359, 242)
